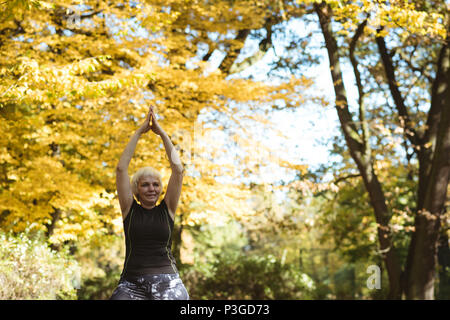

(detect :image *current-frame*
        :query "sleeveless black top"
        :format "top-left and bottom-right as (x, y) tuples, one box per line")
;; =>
(121, 198), (178, 277)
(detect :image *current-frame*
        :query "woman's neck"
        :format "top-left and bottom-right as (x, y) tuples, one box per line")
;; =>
(140, 200), (156, 210)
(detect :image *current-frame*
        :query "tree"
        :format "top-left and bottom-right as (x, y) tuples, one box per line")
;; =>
(308, 0), (449, 299)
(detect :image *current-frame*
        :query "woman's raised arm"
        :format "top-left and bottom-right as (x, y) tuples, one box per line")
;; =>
(149, 107), (184, 221)
(116, 107), (152, 219)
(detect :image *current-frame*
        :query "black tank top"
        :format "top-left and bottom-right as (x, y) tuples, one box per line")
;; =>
(121, 198), (178, 277)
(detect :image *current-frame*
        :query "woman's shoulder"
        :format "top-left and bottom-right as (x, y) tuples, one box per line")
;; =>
(158, 198), (168, 212)
(159, 198), (175, 222)
(123, 198), (139, 221)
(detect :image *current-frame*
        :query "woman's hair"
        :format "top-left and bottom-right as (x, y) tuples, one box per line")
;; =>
(131, 166), (163, 200)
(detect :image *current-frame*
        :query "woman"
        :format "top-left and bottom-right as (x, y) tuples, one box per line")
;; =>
(110, 106), (189, 300)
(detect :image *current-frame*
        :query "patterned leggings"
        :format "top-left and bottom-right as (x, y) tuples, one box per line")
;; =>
(109, 273), (189, 300)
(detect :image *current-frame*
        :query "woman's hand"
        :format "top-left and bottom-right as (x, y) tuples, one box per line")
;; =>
(138, 106), (164, 136)
(149, 106), (165, 136)
(138, 106), (152, 134)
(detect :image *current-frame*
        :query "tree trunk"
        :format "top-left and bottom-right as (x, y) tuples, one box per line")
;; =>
(437, 233), (450, 299)
(404, 36), (450, 298)
(405, 102), (449, 298)
(375, 20), (450, 299)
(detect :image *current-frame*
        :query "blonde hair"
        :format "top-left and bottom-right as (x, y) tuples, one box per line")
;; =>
(131, 167), (163, 200)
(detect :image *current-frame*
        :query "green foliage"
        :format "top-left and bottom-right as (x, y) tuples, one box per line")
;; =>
(181, 252), (315, 300)
(74, 234), (125, 300)
(77, 271), (121, 300)
(179, 221), (315, 300)
(315, 162), (415, 269)
(188, 222), (248, 275)
(0, 230), (80, 299)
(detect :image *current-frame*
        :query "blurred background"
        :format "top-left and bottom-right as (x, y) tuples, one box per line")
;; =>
(0, 0), (448, 299)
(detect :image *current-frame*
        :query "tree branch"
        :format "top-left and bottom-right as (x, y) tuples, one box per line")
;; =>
(349, 18), (370, 161)
(424, 32), (450, 147)
(228, 20), (275, 74)
(375, 30), (422, 148)
(314, 2), (364, 153)
(333, 173), (361, 185)
(218, 29), (250, 74)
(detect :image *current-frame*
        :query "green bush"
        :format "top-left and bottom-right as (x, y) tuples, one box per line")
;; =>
(74, 234), (125, 300)
(181, 252), (315, 300)
(0, 230), (80, 300)
(76, 270), (122, 300)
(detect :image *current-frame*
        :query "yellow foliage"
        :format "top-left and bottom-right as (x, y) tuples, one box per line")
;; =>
(300, 0), (447, 40)
(0, 0), (310, 245)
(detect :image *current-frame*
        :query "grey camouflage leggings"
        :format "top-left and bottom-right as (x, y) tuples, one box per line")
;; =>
(109, 273), (189, 300)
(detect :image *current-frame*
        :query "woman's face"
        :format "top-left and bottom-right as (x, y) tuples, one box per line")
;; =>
(137, 175), (161, 205)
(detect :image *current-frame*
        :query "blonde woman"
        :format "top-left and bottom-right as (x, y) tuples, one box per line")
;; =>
(110, 106), (189, 300)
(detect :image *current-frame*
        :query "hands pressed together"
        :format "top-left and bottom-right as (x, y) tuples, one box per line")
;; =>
(139, 106), (164, 136)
